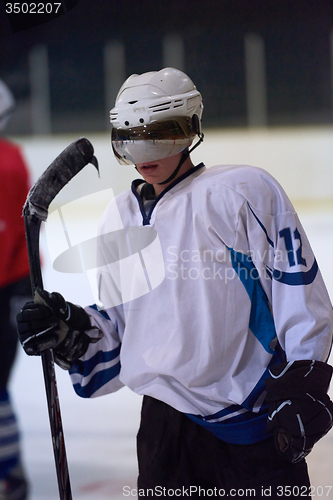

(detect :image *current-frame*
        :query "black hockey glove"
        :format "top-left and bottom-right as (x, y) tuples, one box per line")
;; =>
(265, 360), (333, 463)
(17, 287), (102, 370)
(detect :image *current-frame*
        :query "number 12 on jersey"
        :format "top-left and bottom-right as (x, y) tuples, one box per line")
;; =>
(279, 227), (307, 268)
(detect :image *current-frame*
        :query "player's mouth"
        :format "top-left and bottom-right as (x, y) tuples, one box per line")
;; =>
(138, 164), (158, 174)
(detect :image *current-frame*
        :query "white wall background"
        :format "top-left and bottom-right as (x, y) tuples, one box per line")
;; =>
(17, 126), (333, 208)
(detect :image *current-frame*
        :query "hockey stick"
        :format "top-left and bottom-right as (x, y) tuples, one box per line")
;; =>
(23, 138), (99, 500)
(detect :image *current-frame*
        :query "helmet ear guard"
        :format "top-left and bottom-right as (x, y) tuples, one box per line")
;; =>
(189, 113), (204, 151)
(192, 114), (201, 136)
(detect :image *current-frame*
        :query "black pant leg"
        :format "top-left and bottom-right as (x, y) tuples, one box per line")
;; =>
(137, 396), (311, 499)
(224, 437), (310, 499)
(0, 275), (31, 387)
(0, 286), (17, 387)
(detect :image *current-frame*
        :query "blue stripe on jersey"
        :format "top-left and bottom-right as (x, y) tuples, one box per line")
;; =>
(187, 255), (287, 445)
(201, 403), (248, 422)
(70, 345), (121, 377)
(247, 203), (274, 247)
(186, 354), (286, 444)
(228, 248), (276, 354)
(72, 361), (121, 398)
(186, 409), (270, 444)
(273, 259), (318, 285)
(89, 304), (111, 320)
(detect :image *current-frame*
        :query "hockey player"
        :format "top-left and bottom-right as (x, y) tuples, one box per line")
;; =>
(0, 80), (30, 499)
(17, 68), (333, 498)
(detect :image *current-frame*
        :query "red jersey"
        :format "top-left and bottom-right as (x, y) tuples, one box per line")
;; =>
(0, 139), (30, 288)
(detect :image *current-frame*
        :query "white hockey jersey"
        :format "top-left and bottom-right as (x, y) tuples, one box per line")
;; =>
(69, 164), (333, 444)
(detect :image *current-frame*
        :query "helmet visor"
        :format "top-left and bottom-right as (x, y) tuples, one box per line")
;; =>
(111, 117), (195, 165)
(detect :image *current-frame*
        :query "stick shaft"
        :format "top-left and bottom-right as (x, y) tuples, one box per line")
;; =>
(22, 138), (97, 499)
(25, 213), (72, 500)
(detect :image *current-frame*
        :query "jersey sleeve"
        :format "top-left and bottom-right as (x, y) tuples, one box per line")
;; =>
(69, 305), (124, 398)
(234, 183), (333, 363)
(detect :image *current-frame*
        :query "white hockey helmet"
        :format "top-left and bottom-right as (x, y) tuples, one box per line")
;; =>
(110, 67), (203, 165)
(0, 80), (15, 132)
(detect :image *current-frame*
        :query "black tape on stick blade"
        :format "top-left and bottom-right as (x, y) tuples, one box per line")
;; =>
(24, 137), (98, 221)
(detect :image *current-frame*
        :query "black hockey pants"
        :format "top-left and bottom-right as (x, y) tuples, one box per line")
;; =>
(0, 275), (31, 478)
(137, 396), (311, 499)
(0, 275), (31, 387)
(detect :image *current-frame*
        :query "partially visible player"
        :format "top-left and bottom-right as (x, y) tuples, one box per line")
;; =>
(17, 68), (333, 498)
(0, 80), (30, 499)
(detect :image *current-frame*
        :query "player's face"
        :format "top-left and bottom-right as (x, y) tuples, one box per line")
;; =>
(136, 152), (191, 196)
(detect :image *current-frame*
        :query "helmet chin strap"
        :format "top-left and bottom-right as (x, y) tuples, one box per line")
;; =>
(158, 132), (204, 186)
(157, 149), (189, 186)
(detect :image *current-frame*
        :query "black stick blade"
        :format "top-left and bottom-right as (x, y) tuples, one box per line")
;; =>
(24, 138), (98, 221)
